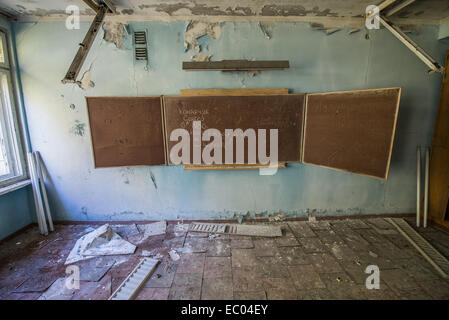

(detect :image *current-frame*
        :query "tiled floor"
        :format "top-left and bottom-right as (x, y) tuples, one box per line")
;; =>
(1, 216), (449, 300)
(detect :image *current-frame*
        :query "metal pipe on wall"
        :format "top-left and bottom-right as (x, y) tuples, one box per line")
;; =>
(424, 147), (430, 228)
(417, 147), (421, 227)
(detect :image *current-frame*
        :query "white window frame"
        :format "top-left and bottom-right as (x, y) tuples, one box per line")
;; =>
(0, 28), (27, 188)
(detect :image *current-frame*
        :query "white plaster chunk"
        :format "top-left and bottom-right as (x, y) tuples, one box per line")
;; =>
(184, 21), (222, 53)
(169, 249), (180, 261)
(65, 224), (136, 265)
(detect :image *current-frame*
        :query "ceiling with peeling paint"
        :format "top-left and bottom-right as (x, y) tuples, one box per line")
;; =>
(1, 0), (448, 24)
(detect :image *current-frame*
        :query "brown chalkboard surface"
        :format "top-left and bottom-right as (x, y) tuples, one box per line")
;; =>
(86, 96), (165, 168)
(302, 88), (401, 179)
(164, 94), (305, 164)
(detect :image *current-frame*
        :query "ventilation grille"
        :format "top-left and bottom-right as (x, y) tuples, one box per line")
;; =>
(188, 222), (282, 237)
(134, 31), (147, 45)
(387, 218), (449, 278)
(189, 222), (227, 233)
(135, 47), (148, 60)
(109, 258), (159, 300)
(133, 31), (148, 61)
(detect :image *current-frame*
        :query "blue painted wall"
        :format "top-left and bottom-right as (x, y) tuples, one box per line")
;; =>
(12, 20), (449, 222)
(0, 17), (34, 240)
(0, 186), (35, 240)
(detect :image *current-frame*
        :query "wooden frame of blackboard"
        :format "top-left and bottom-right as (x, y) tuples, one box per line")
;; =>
(301, 87), (401, 180)
(163, 88), (303, 169)
(86, 96), (167, 168)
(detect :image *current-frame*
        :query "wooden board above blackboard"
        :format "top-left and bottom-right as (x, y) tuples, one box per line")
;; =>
(302, 88), (401, 179)
(164, 94), (305, 165)
(86, 96), (165, 168)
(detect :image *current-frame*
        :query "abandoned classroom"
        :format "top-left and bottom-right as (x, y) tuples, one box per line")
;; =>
(0, 0), (449, 302)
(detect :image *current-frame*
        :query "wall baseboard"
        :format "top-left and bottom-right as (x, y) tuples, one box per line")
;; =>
(0, 222), (37, 244)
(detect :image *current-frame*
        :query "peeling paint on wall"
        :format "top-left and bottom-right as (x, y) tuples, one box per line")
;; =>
(258, 21), (273, 39)
(310, 22), (341, 35)
(103, 21), (127, 49)
(71, 120), (86, 137)
(261, 5), (338, 17)
(149, 171), (157, 189)
(121, 9), (135, 15)
(184, 21), (222, 52)
(191, 53), (211, 61)
(77, 71), (95, 90)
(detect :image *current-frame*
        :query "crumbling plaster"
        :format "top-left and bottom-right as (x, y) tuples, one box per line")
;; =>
(13, 19), (449, 222)
(1, 0), (449, 27)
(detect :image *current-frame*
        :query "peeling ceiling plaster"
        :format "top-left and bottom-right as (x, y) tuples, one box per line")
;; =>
(1, 0), (448, 25)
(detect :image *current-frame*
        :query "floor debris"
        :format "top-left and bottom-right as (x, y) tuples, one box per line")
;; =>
(65, 224), (136, 265)
(137, 221), (167, 244)
(268, 213), (286, 222)
(111, 224), (140, 238)
(77, 257), (116, 282)
(184, 21), (221, 53)
(169, 250), (180, 261)
(189, 222), (282, 237)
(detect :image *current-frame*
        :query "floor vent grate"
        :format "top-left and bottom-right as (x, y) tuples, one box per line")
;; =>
(109, 258), (159, 300)
(387, 218), (449, 278)
(188, 222), (282, 237)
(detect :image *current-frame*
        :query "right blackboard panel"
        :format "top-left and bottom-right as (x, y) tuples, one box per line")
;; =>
(302, 88), (401, 179)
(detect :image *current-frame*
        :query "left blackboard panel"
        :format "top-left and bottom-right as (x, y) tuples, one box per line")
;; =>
(86, 97), (166, 168)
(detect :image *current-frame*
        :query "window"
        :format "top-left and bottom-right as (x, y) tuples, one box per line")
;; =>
(0, 29), (26, 187)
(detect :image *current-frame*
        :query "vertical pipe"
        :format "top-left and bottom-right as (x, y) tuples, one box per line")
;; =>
(27, 153), (44, 235)
(35, 152), (54, 232)
(424, 147), (430, 228)
(29, 152), (48, 235)
(417, 147), (421, 227)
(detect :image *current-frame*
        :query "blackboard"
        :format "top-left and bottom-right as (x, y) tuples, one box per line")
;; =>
(86, 96), (165, 167)
(302, 88), (401, 179)
(164, 94), (305, 164)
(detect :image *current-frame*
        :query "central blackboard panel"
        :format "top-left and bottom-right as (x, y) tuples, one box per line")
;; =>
(86, 96), (165, 168)
(302, 88), (401, 179)
(164, 95), (305, 164)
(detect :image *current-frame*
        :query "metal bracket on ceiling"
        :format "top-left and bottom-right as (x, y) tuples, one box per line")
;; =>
(61, 1), (116, 84)
(366, 0), (444, 74)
